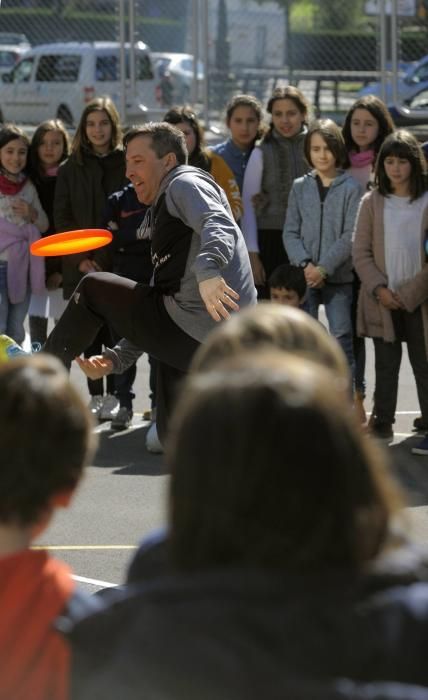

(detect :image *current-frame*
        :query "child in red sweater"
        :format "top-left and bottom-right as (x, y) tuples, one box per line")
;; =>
(0, 354), (96, 700)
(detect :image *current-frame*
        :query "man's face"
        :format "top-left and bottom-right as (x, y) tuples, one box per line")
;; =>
(126, 135), (173, 204)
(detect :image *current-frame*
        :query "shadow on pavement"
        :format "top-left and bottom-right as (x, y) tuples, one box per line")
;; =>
(92, 424), (168, 476)
(389, 438), (428, 506)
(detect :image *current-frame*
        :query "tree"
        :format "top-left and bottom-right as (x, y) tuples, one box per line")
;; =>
(250, 0), (366, 31)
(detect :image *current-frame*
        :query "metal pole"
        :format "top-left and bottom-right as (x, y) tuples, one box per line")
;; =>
(129, 0), (136, 101)
(379, 0), (387, 104)
(390, 0), (398, 106)
(202, 0), (209, 127)
(192, 0), (199, 104)
(119, 0), (127, 124)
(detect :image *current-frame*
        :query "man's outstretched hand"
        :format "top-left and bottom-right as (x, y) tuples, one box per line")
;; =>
(75, 355), (114, 380)
(199, 276), (240, 321)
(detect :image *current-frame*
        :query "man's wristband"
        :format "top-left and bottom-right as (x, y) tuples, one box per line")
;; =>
(317, 266), (328, 279)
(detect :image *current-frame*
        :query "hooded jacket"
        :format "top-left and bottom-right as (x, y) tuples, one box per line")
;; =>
(283, 171), (363, 284)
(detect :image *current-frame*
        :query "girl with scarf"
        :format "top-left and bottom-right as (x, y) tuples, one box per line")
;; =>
(343, 96), (394, 425)
(0, 125), (48, 345)
(28, 119), (71, 346)
(241, 86), (310, 298)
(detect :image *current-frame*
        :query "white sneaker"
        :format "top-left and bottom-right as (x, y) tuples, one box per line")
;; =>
(99, 394), (120, 421)
(88, 395), (104, 418)
(145, 422), (163, 453)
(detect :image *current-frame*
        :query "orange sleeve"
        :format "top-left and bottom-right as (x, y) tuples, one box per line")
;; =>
(207, 151), (243, 221)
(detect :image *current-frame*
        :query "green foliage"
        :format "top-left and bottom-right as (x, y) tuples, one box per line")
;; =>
(250, 0), (367, 31)
(290, 0), (316, 31)
(315, 0), (366, 30)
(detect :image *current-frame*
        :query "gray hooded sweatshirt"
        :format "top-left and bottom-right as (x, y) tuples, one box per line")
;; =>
(283, 170), (363, 284)
(105, 165), (256, 373)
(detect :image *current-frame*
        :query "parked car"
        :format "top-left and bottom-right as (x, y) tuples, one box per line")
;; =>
(0, 32), (30, 48)
(0, 41), (164, 126)
(359, 55), (428, 102)
(0, 44), (29, 77)
(388, 86), (428, 126)
(152, 52), (204, 102)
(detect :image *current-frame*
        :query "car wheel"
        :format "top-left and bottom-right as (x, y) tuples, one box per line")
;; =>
(57, 105), (73, 127)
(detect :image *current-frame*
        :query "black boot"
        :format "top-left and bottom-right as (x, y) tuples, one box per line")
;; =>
(43, 292), (104, 367)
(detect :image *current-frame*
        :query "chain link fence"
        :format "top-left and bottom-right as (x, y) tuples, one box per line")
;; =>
(0, 0), (427, 133)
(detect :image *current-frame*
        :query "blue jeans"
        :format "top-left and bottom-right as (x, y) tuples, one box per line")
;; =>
(306, 283), (355, 383)
(0, 261), (30, 345)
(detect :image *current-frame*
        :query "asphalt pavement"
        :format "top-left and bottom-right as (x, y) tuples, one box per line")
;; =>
(33, 315), (428, 594)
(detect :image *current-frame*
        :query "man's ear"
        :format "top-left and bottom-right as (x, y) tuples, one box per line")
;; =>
(164, 152), (178, 170)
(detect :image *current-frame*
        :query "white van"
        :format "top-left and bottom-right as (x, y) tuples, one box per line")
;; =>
(0, 41), (164, 126)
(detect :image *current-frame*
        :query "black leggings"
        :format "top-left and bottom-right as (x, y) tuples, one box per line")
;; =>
(44, 272), (200, 441)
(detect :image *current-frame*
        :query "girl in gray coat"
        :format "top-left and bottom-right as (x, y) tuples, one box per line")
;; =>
(283, 119), (363, 378)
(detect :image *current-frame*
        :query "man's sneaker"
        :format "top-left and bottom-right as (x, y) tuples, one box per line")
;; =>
(111, 406), (133, 431)
(412, 435), (428, 455)
(413, 416), (428, 432)
(370, 421), (394, 443)
(0, 334), (30, 362)
(88, 395), (104, 419)
(145, 422), (163, 454)
(99, 394), (119, 421)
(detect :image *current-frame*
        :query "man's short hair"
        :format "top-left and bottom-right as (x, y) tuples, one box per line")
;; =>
(124, 122), (188, 165)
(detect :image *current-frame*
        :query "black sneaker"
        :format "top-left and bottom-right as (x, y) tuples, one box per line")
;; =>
(413, 416), (428, 432)
(370, 421), (394, 443)
(111, 406), (133, 431)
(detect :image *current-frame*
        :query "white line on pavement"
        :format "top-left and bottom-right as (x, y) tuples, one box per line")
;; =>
(73, 574), (118, 588)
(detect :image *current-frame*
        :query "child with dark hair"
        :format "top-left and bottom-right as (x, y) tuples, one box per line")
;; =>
(28, 119), (71, 346)
(163, 105), (243, 221)
(0, 124), (48, 344)
(210, 93), (264, 193)
(342, 95), (395, 188)
(268, 263), (307, 307)
(241, 86), (310, 298)
(283, 118), (363, 380)
(353, 129), (428, 451)
(54, 96), (126, 421)
(0, 353), (96, 700)
(342, 95), (395, 425)
(100, 182), (155, 434)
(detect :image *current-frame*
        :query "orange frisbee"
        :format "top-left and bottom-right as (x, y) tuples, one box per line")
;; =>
(30, 229), (113, 257)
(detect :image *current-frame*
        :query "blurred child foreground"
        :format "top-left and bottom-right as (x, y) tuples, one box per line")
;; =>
(0, 354), (96, 700)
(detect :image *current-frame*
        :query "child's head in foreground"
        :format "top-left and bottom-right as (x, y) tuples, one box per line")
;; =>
(0, 354), (96, 532)
(268, 264), (307, 307)
(191, 303), (349, 396)
(168, 351), (402, 573)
